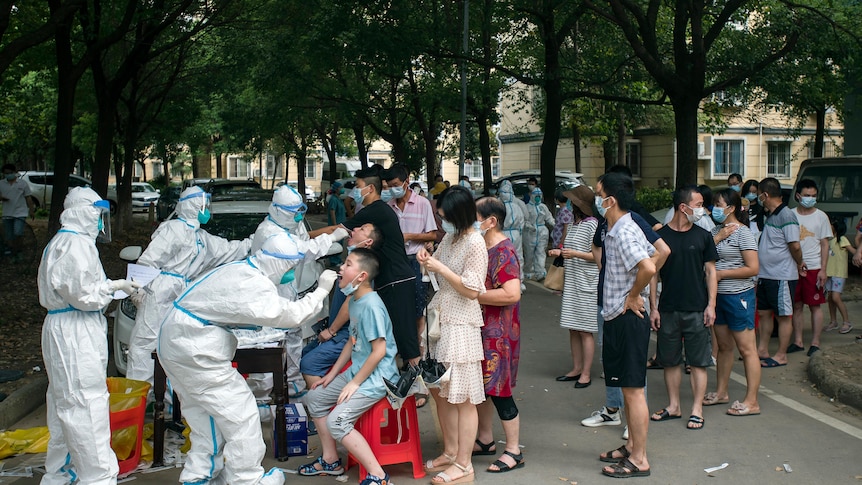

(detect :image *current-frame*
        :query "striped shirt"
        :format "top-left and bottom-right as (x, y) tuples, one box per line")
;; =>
(758, 204), (800, 281)
(711, 224), (758, 294)
(602, 213), (655, 321)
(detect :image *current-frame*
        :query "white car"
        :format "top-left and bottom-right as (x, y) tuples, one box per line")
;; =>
(107, 182), (161, 212)
(112, 189), (340, 375)
(18, 171), (92, 210)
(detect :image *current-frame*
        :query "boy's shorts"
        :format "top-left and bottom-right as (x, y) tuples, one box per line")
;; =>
(825, 276), (845, 294)
(757, 278), (796, 316)
(715, 289), (756, 332)
(602, 310), (650, 388)
(304, 372), (381, 441)
(656, 311), (712, 368)
(794, 269), (824, 306)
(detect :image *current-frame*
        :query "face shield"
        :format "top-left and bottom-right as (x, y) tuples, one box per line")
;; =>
(93, 199), (112, 243)
(273, 200), (307, 224)
(179, 190), (212, 224)
(254, 232), (305, 284)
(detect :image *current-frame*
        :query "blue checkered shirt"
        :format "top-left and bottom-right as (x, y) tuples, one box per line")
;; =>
(601, 213), (655, 321)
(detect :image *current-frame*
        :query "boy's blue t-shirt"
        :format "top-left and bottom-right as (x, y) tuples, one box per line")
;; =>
(347, 290), (399, 399)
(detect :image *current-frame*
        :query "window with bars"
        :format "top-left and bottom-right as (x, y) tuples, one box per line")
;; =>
(228, 156), (247, 178)
(767, 142), (791, 178)
(529, 145), (541, 170)
(713, 140), (743, 176)
(808, 140), (838, 159)
(305, 160), (316, 179)
(464, 157), (501, 180)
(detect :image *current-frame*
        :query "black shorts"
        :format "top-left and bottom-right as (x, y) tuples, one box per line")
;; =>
(602, 310), (650, 388)
(756, 278), (797, 316)
(377, 279), (420, 360)
(656, 311), (712, 368)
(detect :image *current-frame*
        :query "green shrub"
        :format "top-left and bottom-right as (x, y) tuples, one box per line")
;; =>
(636, 187), (673, 213)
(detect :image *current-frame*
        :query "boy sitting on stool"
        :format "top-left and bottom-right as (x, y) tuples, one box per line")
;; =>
(299, 248), (399, 485)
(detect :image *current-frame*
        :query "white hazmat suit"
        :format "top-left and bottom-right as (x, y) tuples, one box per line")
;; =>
(247, 186), (348, 398)
(126, 186), (253, 386)
(523, 187), (555, 280)
(498, 181), (527, 285)
(39, 187), (139, 485)
(157, 232), (339, 485)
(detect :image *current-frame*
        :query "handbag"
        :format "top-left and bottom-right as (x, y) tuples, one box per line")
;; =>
(426, 306), (441, 341)
(544, 264), (565, 291)
(418, 280), (448, 389)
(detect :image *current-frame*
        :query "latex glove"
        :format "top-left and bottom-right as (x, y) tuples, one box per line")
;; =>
(111, 279), (141, 296)
(331, 227), (350, 241)
(317, 269), (338, 293)
(130, 289), (146, 307)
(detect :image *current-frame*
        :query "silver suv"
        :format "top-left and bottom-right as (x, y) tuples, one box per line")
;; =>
(18, 171), (92, 210)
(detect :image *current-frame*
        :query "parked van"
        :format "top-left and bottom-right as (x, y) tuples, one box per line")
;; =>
(19, 171), (92, 209)
(791, 156), (862, 232)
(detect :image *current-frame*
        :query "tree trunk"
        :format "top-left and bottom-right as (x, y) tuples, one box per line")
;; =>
(813, 106), (826, 157)
(673, 96), (701, 188)
(616, 107), (626, 168)
(572, 122), (581, 173)
(353, 122), (368, 169)
(478, 111), (492, 195)
(91, 59), (118, 198)
(48, 8), (76, 235)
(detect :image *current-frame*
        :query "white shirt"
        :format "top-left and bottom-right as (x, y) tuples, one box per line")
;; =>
(0, 177), (32, 218)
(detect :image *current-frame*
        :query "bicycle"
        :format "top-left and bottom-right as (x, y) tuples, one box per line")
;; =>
(1, 218), (38, 269)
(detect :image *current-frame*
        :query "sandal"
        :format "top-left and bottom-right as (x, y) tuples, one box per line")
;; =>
(687, 415), (705, 430)
(425, 453), (456, 473)
(471, 439), (496, 456)
(431, 462), (474, 484)
(602, 457), (651, 478)
(487, 450), (525, 473)
(646, 357), (662, 370)
(600, 445), (630, 463)
(703, 392), (729, 406)
(839, 322), (853, 334)
(360, 472), (391, 485)
(298, 456), (344, 476)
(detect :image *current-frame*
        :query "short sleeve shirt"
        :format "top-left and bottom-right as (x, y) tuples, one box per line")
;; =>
(657, 224), (718, 312)
(826, 236), (851, 279)
(711, 224), (758, 294)
(594, 212), (661, 305)
(0, 178), (31, 218)
(343, 200), (414, 286)
(386, 189), (438, 256)
(758, 204), (800, 281)
(347, 291), (399, 399)
(792, 208), (832, 269)
(602, 213), (655, 320)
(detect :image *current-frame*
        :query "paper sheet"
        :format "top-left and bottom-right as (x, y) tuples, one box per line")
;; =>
(113, 263), (161, 299)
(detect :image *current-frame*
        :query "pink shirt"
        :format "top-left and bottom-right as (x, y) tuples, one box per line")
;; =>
(387, 189), (438, 255)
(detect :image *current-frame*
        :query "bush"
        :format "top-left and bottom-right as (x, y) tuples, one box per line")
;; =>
(636, 187), (673, 213)
(148, 174), (170, 192)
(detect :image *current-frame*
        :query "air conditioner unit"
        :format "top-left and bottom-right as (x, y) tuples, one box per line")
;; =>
(697, 142), (705, 157)
(698, 136), (712, 158)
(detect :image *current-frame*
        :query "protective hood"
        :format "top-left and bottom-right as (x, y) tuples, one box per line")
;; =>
(529, 187), (543, 205)
(498, 180), (514, 203)
(59, 187), (103, 239)
(249, 231), (305, 284)
(268, 185), (306, 230)
(176, 186), (209, 227)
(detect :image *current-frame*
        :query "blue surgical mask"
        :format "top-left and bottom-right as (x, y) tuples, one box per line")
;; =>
(198, 208), (211, 224)
(595, 195), (609, 218)
(566, 201), (572, 211)
(441, 220), (456, 234)
(5, 173), (16, 181)
(280, 268), (295, 284)
(389, 186), (406, 199)
(799, 196), (817, 208)
(293, 212), (304, 223)
(346, 239), (370, 253)
(380, 189), (393, 202)
(745, 193), (758, 202)
(98, 217), (104, 232)
(351, 187), (366, 204)
(340, 274), (361, 296)
(533, 195), (541, 203)
(712, 207), (728, 224)
(730, 184), (741, 192)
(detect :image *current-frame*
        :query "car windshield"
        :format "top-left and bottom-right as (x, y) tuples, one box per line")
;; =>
(133, 184), (156, 193)
(201, 213), (263, 241)
(207, 182), (262, 196)
(801, 165), (862, 203)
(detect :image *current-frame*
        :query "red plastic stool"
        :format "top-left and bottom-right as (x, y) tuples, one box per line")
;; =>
(110, 399), (147, 475)
(345, 395), (425, 481)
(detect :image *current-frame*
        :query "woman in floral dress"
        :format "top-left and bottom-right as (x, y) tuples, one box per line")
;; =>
(418, 186), (489, 485)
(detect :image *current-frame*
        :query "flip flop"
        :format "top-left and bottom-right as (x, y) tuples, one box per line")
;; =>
(760, 357), (786, 368)
(726, 400), (761, 416)
(650, 408), (682, 422)
(687, 415), (705, 430)
(703, 392), (729, 406)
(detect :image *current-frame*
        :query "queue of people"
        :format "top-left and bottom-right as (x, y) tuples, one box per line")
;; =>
(38, 164), (860, 484)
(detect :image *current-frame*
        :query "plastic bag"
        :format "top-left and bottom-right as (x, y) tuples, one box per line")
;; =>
(107, 377), (151, 412)
(0, 427), (50, 459)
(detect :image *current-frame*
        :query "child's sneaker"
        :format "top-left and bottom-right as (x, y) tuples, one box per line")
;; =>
(839, 322), (854, 334)
(298, 456), (344, 476)
(825, 321), (839, 332)
(360, 472), (391, 485)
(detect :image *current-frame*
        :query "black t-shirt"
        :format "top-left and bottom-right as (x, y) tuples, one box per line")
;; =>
(342, 200), (413, 286)
(656, 224), (718, 312)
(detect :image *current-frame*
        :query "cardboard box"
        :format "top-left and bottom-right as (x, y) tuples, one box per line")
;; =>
(272, 403), (308, 458)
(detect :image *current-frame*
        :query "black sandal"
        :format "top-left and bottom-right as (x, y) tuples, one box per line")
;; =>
(646, 357), (662, 370)
(487, 451), (525, 473)
(600, 445), (630, 463)
(602, 457), (651, 478)
(472, 439), (496, 456)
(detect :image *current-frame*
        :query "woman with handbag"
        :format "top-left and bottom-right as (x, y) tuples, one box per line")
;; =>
(548, 185), (599, 388)
(418, 186), (489, 485)
(473, 197), (525, 473)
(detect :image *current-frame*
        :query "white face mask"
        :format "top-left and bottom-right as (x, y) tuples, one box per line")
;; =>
(684, 204), (705, 223)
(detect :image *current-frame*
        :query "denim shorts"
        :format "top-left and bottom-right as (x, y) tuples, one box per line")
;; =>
(715, 288), (755, 332)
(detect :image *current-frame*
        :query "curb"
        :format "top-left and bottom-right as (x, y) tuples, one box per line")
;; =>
(807, 344), (862, 413)
(0, 376), (47, 430)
